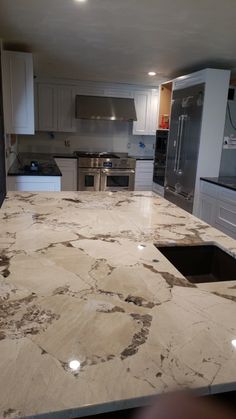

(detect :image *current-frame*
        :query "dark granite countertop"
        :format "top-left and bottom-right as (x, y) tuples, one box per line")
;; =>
(200, 177), (236, 192)
(8, 153), (62, 177)
(53, 153), (77, 159)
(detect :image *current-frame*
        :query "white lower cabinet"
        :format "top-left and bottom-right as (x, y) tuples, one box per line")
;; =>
(198, 180), (236, 239)
(7, 176), (61, 192)
(215, 200), (236, 237)
(54, 158), (77, 191)
(198, 194), (217, 225)
(134, 160), (154, 191)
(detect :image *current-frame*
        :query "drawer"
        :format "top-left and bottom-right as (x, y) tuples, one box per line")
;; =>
(136, 160), (154, 165)
(200, 181), (218, 198)
(218, 187), (236, 205)
(135, 184), (153, 191)
(136, 161), (154, 170)
(215, 222), (236, 240)
(135, 173), (153, 181)
(215, 200), (236, 234)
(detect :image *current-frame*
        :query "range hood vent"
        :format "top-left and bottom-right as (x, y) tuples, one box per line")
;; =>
(75, 95), (137, 122)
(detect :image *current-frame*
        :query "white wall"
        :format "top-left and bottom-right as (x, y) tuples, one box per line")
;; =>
(18, 120), (155, 157)
(220, 99), (236, 176)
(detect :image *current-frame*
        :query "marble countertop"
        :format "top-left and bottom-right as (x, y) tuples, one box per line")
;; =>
(201, 176), (236, 192)
(0, 191), (236, 419)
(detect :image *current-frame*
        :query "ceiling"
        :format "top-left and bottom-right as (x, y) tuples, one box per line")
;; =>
(1, 0), (236, 86)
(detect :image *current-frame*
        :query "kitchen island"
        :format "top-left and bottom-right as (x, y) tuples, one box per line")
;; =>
(0, 191), (236, 419)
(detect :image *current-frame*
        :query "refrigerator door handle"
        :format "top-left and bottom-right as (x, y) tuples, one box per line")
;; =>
(174, 116), (182, 172)
(176, 115), (187, 173)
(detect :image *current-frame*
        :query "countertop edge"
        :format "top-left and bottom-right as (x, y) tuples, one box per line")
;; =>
(22, 381), (236, 419)
(200, 177), (236, 192)
(7, 171), (62, 177)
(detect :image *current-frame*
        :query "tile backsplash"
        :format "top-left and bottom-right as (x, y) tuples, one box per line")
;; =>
(18, 120), (155, 157)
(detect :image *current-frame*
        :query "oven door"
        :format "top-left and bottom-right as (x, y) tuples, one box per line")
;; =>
(100, 169), (135, 191)
(78, 168), (101, 191)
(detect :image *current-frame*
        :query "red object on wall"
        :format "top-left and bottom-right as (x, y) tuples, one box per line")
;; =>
(160, 114), (169, 129)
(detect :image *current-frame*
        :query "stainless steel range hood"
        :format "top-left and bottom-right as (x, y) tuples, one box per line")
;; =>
(75, 95), (137, 121)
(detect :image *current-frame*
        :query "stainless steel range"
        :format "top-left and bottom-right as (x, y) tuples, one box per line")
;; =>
(75, 152), (136, 191)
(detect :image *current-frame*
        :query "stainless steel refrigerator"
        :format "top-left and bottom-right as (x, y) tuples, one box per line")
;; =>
(164, 83), (205, 213)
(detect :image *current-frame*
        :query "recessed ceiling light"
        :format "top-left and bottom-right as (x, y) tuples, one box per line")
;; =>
(75, 0), (86, 2)
(148, 71), (156, 77)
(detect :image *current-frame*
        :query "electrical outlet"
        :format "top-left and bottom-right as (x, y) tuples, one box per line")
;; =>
(64, 140), (71, 148)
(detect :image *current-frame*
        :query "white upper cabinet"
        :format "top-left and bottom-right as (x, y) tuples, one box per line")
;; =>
(36, 80), (158, 135)
(57, 85), (76, 132)
(133, 91), (150, 135)
(2, 51), (35, 135)
(133, 89), (158, 136)
(36, 84), (76, 132)
(37, 84), (58, 131)
(148, 90), (159, 135)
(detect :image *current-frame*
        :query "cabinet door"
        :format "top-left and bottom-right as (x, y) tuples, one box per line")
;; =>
(54, 158), (77, 191)
(148, 90), (159, 135)
(58, 85), (76, 132)
(198, 193), (216, 225)
(135, 161), (154, 191)
(7, 176), (61, 192)
(133, 91), (151, 135)
(2, 51), (34, 134)
(37, 84), (58, 131)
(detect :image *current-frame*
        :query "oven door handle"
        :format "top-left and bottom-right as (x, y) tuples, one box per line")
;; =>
(101, 169), (135, 174)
